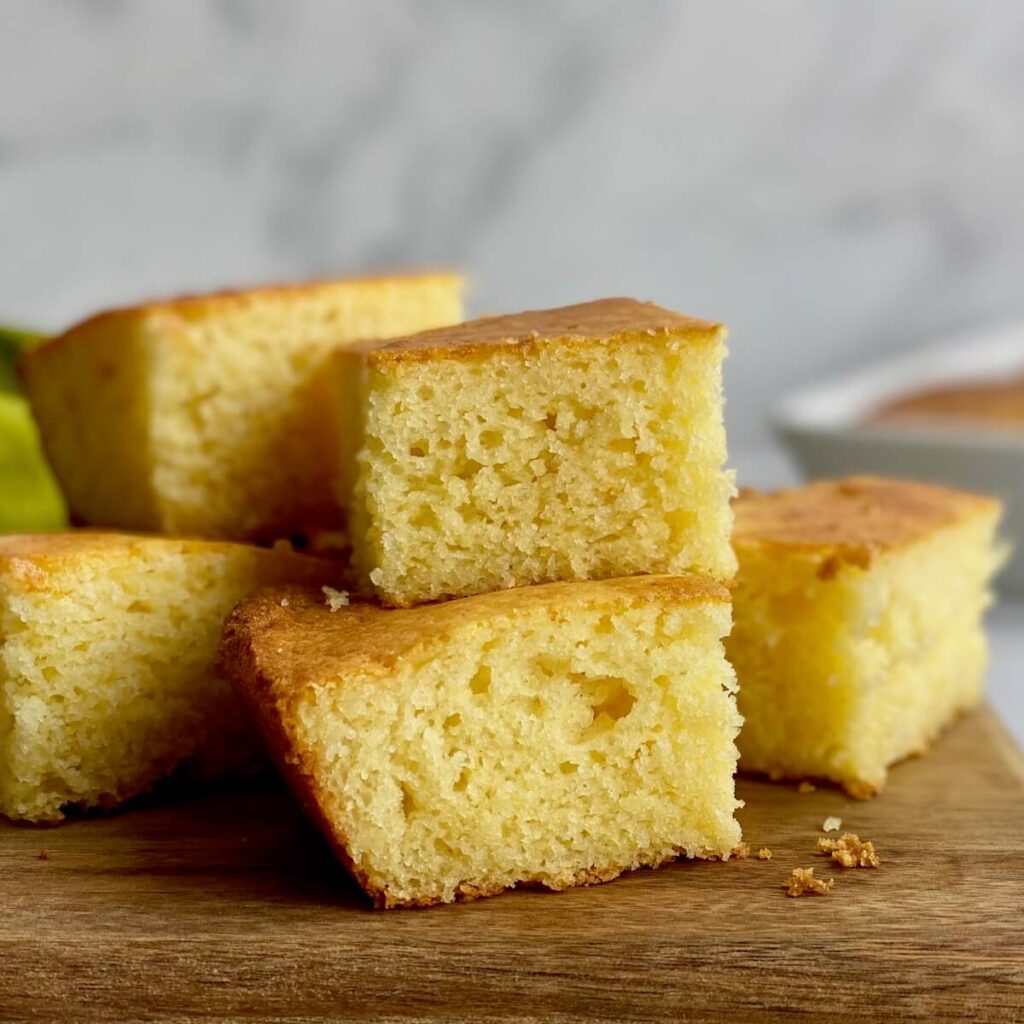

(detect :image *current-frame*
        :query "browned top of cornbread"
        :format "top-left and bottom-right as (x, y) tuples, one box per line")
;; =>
(349, 298), (724, 363)
(28, 271), (464, 354)
(734, 476), (1001, 562)
(221, 574), (729, 692)
(871, 374), (1024, 428)
(0, 531), (338, 593)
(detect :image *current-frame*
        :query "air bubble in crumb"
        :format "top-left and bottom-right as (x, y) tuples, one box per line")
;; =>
(822, 816), (842, 832)
(323, 586), (350, 612)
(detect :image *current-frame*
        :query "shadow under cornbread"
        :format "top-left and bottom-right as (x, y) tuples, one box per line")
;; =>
(1, 707), (1021, 1022)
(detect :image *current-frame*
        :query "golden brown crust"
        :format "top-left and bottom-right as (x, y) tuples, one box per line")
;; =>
(0, 531), (340, 594)
(734, 475), (1002, 569)
(218, 616), (382, 904)
(25, 271), (464, 359)
(348, 298), (724, 363)
(222, 574), (729, 699)
(220, 574), (730, 908)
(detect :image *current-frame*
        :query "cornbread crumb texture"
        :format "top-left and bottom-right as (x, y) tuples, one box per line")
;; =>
(336, 298), (736, 606)
(786, 867), (834, 897)
(822, 816), (843, 832)
(729, 476), (1004, 796)
(0, 532), (338, 822)
(819, 833), (881, 869)
(734, 476), (1002, 567)
(20, 273), (464, 540)
(221, 575), (742, 908)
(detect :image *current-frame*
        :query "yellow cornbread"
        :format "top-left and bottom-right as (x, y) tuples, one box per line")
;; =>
(0, 533), (338, 822)
(221, 575), (743, 908)
(728, 476), (1005, 797)
(20, 274), (464, 541)
(335, 298), (735, 607)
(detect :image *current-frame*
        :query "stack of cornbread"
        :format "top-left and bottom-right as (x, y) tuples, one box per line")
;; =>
(1, 273), (1005, 911)
(223, 299), (746, 907)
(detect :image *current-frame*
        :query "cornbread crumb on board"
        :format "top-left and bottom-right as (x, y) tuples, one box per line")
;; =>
(731, 842), (750, 859)
(220, 575), (742, 908)
(822, 816), (843, 832)
(321, 585), (349, 611)
(786, 867), (834, 897)
(729, 476), (1004, 798)
(797, 781), (817, 794)
(757, 848), (773, 861)
(819, 833), (882, 869)
(334, 298), (735, 607)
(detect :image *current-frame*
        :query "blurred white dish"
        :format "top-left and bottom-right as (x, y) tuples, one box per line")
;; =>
(775, 321), (1024, 593)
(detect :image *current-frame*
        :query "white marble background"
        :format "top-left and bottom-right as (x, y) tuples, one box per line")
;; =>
(4, 0), (1024, 444)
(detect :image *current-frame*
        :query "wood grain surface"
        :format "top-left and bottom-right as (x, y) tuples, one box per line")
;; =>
(1, 706), (1022, 1023)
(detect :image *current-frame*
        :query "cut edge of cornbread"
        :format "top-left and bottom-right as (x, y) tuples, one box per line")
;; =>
(334, 298), (736, 607)
(220, 575), (743, 908)
(19, 272), (465, 540)
(0, 531), (340, 822)
(729, 476), (1006, 797)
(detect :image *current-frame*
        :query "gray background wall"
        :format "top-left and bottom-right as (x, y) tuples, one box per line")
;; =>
(3, 0), (1024, 446)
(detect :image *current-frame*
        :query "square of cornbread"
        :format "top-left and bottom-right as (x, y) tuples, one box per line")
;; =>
(221, 575), (742, 908)
(334, 298), (735, 606)
(0, 533), (338, 822)
(728, 476), (1005, 798)
(20, 273), (463, 541)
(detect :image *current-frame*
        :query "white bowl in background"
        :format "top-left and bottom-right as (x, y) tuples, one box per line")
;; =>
(775, 321), (1024, 594)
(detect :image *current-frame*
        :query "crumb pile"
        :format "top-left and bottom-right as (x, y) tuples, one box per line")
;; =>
(785, 867), (834, 897)
(818, 833), (881, 869)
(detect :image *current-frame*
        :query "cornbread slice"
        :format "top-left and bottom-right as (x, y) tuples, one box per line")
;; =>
(221, 575), (743, 908)
(20, 273), (464, 540)
(0, 533), (337, 822)
(728, 476), (1005, 797)
(334, 298), (735, 606)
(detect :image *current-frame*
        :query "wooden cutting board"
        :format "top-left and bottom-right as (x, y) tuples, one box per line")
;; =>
(2, 706), (1022, 1023)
